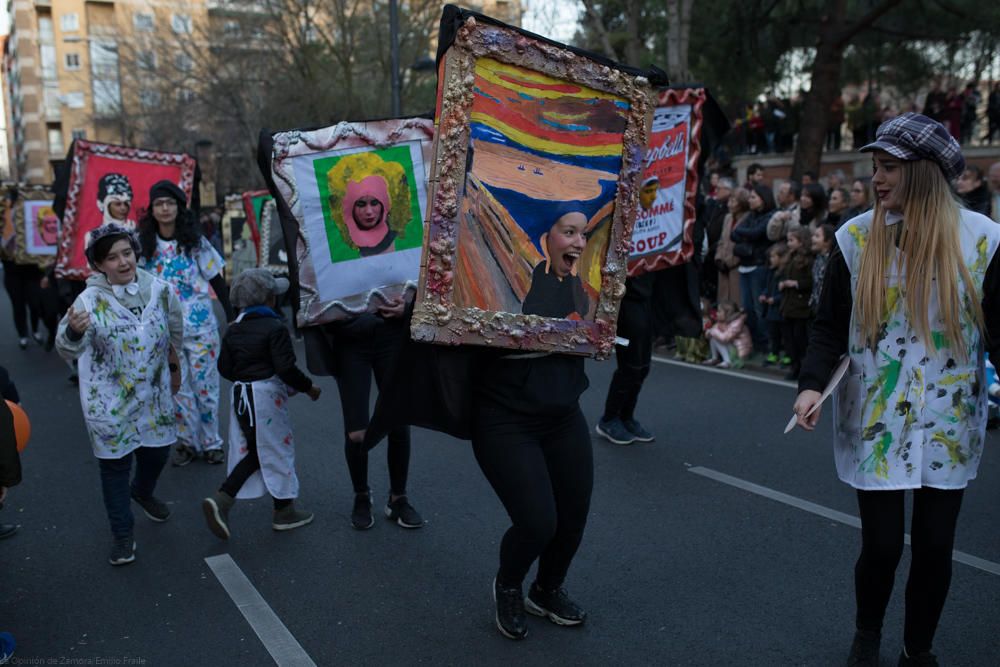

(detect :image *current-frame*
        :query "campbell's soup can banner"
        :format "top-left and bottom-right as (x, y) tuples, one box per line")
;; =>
(629, 104), (690, 260)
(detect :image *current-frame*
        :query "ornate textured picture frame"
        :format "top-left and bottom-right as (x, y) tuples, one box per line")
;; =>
(627, 87), (706, 276)
(240, 189), (268, 262)
(55, 140), (195, 279)
(12, 187), (57, 267)
(265, 118), (434, 326)
(257, 198), (287, 276)
(412, 13), (654, 359)
(221, 194), (258, 281)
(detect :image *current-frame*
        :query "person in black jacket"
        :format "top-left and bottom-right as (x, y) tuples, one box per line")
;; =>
(0, 366), (22, 540)
(202, 269), (320, 539)
(731, 184), (776, 351)
(955, 165), (991, 216)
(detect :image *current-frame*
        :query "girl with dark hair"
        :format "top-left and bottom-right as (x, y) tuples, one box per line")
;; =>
(138, 180), (232, 467)
(730, 184), (776, 351)
(799, 182), (828, 228)
(794, 113), (1000, 666)
(809, 223), (835, 316)
(777, 226), (813, 380)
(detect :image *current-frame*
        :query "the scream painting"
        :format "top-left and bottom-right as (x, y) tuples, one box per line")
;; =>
(453, 57), (627, 322)
(412, 11), (655, 358)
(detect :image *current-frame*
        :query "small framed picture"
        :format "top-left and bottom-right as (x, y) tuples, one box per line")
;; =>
(55, 139), (195, 279)
(262, 117), (434, 326)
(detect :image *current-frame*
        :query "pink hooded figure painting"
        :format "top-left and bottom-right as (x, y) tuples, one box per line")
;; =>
(326, 152), (413, 258)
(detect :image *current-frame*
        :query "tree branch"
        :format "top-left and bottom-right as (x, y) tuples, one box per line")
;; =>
(836, 0), (904, 47)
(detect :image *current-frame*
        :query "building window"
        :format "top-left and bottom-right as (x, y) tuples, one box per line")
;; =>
(138, 50), (157, 71)
(140, 89), (162, 108)
(72, 128), (87, 141)
(171, 14), (193, 34)
(38, 17), (54, 43)
(48, 127), (65, 155)
(174, 53), (193, 72)
(60, 13), (80, 33)
(134, 13), (154, 32)
(40, 44), (57, 80)
(64, 92), (85, 109)
(223, 21), (241, 38)
(65, 53), (81, 70)
(177, 88), (195, 104)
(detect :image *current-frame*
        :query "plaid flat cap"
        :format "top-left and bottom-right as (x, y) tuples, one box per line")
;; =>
(860, 112), (965, 181)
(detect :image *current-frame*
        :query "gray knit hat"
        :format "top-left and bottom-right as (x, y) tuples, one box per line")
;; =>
(230, 268), (289, 309)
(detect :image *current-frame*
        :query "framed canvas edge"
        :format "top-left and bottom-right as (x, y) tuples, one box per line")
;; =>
(626, 87), (706, 277)
(240, 189), (267, 260)
(54, 140), (197, 279)
(257, 198), (288, 276)
(12, 187), (56, 267)
(412, 18), (653, 359)
(268, 117), (435, 328)
(220, 193), (245, 282)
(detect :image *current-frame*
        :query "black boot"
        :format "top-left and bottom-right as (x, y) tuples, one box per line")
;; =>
(897, 648), (939, 666)
(846, 630), (880, 667)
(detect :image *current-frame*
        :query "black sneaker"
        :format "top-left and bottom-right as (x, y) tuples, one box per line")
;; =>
(847, 630), (881, 667)
(622, 418), (655, 443)
(171, 443), (195, 467)
(0, 524), (18, 540)
(204, 448), (225, 465)
(384, 496), (425, 528)
(524, 583), (587, 626)
(351, 492), (374, 530)
(898, 649), (938, 666)
(130, 491), (170, 522)
(108, 537), (136, 566)
(493, 578), (527, 640)
(595, 418), (635, 445)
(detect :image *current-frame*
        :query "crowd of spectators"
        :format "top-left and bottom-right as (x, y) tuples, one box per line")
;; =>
(726, 81), (1000, 156)
(660, 158), (1000, 381)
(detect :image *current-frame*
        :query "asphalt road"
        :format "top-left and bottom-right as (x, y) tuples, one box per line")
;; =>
(1, 295), (998, 666)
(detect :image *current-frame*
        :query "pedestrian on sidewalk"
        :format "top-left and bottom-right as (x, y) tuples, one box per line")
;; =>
(1, 365), (23, 541)
(202, 269), (321, 539)
(138, 180), (232, 467)
(56, 224), (184, 566)
(793, 112), (1000, 666)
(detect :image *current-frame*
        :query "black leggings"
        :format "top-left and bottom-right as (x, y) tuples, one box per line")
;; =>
(781, 317), (809, 371)
(2, 261), (42, 338)
(854, 488), (964, 653)
(334, 320), (410, 496)
(472, 402), (593, 590)
(220, 385), (291, 510)
(603, 297), (653, 422)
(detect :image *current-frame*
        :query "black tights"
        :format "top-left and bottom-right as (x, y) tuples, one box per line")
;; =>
(854, 488), (964, 654)
(472, 403), (593, 590)
(220, 385), (291, 510)
(334, 319), (410, 496)
(603, 297), (652, 422)
(2, 261), (42, 338)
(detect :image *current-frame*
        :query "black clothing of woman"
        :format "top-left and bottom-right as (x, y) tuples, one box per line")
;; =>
(522, 262), (589, 319)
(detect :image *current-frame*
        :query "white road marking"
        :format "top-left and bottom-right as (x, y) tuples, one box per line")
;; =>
(689, 466), (1000, 577)
(651, 355), (797, 389)
(205, 554), (318, 666)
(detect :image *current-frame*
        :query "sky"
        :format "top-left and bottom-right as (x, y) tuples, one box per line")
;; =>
(521, 0), (581, 44)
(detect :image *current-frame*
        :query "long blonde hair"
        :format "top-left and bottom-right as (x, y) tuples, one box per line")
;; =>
(855, 160), (983, 358)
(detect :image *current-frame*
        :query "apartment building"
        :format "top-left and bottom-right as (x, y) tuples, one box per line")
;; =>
(2, 0), (521, 185)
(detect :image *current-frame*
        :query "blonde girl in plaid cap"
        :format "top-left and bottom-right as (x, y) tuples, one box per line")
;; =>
(792, 113), (1000, 666)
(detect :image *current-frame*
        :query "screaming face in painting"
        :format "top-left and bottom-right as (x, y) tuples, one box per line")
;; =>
(521, 211), (591, 320)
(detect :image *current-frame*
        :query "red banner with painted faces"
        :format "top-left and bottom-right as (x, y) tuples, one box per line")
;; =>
(627, 88), (706, 277)
(55, 140), (195, 279)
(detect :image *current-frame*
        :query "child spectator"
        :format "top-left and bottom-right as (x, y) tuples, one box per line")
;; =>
(55, 224), (184, 566)
(703, 301), (752, 368)
(778, 227), (814, 380)
(202, 269), (321, 540)
(809, 224), (836, 315)
(760, 243), (788, 366)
